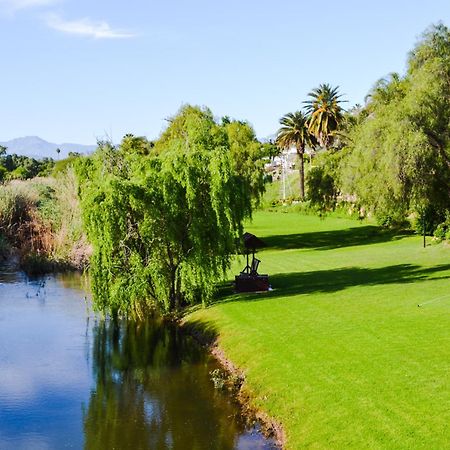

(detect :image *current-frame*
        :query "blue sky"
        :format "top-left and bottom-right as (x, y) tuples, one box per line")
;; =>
(1, 0), (450, 144)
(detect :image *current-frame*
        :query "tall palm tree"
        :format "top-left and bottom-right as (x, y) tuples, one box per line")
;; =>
(304, 83), (345, 149)
(276, 111), (316, 200)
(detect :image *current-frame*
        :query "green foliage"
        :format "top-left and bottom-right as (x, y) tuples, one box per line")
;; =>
(306, 149), (351, 212)
(78, 105), (263, 316)
(223, 119), (266, 203)
(0, 153), (55, 180)
(304, 83), (346, 149)
(307, 166), (336, 211)
(259, 141), (280, 161)
(341, 23), (450, 229)
(411, 205), (446, 235)
(0, 165), (7, 182)
(433, 211), (450, 241)
(8, 166), (29, 180)
(52, 153), (83, 176)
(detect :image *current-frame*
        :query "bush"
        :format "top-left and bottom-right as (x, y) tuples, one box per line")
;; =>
(0, 166), (7, 182)
(8, 166), (30, 180)
(412, 205), (446, 235)
(433, 212), (450, 241)
(376, 212), (409, 229)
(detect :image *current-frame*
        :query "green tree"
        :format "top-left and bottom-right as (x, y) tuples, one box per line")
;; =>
(223, 119), (266, 203)
(259, 140), (280, 162)
(276, 111), (315, 199)
(364, 72), (405, 110)
(78, 105), (263, 316)
(342, 23), (450, 227)
(304, 83), (346, 149)
(306, 148), (351, 212)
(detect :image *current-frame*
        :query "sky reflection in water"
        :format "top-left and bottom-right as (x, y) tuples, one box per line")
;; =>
(0, 271), (275, 449)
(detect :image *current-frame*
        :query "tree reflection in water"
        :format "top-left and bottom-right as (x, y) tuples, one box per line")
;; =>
(83, 318), (247, 450)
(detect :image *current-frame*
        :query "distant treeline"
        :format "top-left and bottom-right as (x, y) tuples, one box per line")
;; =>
(0, 146), (84, 181)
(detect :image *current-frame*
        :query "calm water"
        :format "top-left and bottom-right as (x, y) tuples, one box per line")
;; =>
(0, 269), (275, 450)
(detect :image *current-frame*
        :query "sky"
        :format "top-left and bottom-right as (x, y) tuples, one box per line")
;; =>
(1, 0), (450, 144)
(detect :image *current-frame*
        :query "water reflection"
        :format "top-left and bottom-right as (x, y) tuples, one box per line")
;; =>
(84, 319), (258, 450)
(0, 271), (275, 450)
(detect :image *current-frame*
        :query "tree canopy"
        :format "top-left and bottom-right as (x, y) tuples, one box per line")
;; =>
(304, 83), (346, 149)
(342, 23), (450, 227)
(78, 105), (264, 317)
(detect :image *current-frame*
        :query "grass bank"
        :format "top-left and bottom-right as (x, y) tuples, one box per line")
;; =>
(187, 211), (450, 449)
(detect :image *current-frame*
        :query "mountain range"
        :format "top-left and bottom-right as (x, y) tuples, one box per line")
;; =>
(0, 136), (97, 159)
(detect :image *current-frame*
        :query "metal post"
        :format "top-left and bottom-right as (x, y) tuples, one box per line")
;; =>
(423, 213), (426, 248)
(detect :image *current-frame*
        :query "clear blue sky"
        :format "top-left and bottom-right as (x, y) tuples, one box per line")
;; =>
(1, 0), (450, 144)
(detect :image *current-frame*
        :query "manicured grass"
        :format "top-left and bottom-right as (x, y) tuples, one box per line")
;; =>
(187, 211), (450, 449)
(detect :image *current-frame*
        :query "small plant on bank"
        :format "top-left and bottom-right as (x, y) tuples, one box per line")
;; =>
(209, 368), (244, 393)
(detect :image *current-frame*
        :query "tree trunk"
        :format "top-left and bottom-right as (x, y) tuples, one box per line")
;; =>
(168, 264), (182, 312)
(297, 146), (305, 200)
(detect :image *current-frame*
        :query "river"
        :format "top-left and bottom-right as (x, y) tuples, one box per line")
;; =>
(0, 269), (276, 449)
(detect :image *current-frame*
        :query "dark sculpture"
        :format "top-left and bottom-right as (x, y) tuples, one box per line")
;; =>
(235, 232), (270, 292)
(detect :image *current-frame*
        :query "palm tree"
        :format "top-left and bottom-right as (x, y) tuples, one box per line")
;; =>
(276, 111), (316, 200)
(304, 83), (345, 149)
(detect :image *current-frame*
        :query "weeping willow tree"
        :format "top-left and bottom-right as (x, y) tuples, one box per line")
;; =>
(341, 23), (450, 227)
(77, 106), (264, 316)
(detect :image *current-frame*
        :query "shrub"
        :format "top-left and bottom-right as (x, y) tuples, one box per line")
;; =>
(412, 205), (446, 235)
(433, 212), (450, 241)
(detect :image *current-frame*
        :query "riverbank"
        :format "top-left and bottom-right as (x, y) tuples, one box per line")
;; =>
(182, 318), (285, 447)
(186, 211), (450, 449)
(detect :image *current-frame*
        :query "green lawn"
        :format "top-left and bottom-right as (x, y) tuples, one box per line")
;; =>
(187, 211), (450, 449)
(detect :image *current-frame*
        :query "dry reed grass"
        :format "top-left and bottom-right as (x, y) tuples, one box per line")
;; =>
(0, 170), (91, 271)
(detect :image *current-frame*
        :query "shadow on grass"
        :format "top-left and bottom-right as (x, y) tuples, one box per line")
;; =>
(213, 263), (450, 305)
(182, 319), (219, 347)
(262, 226), (413, 251)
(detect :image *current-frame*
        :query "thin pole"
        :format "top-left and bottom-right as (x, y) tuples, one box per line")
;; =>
(423, 213), (426, 248)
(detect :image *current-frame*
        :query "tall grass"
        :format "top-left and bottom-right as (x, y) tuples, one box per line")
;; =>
(52, 168), (91, 268)
(0, 170), (90, 272)
(0, 180), (52, 257)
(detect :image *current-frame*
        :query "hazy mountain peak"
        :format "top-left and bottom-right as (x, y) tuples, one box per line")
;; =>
(0, 136), (97, 159)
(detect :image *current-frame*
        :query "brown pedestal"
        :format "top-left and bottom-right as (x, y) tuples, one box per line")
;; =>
(235, 274), (270, 292)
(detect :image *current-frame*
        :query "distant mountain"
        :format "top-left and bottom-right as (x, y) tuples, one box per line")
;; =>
(0, 136), (97, 159)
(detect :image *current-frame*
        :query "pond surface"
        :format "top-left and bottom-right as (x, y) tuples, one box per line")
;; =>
(0, 269), (275, 449)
